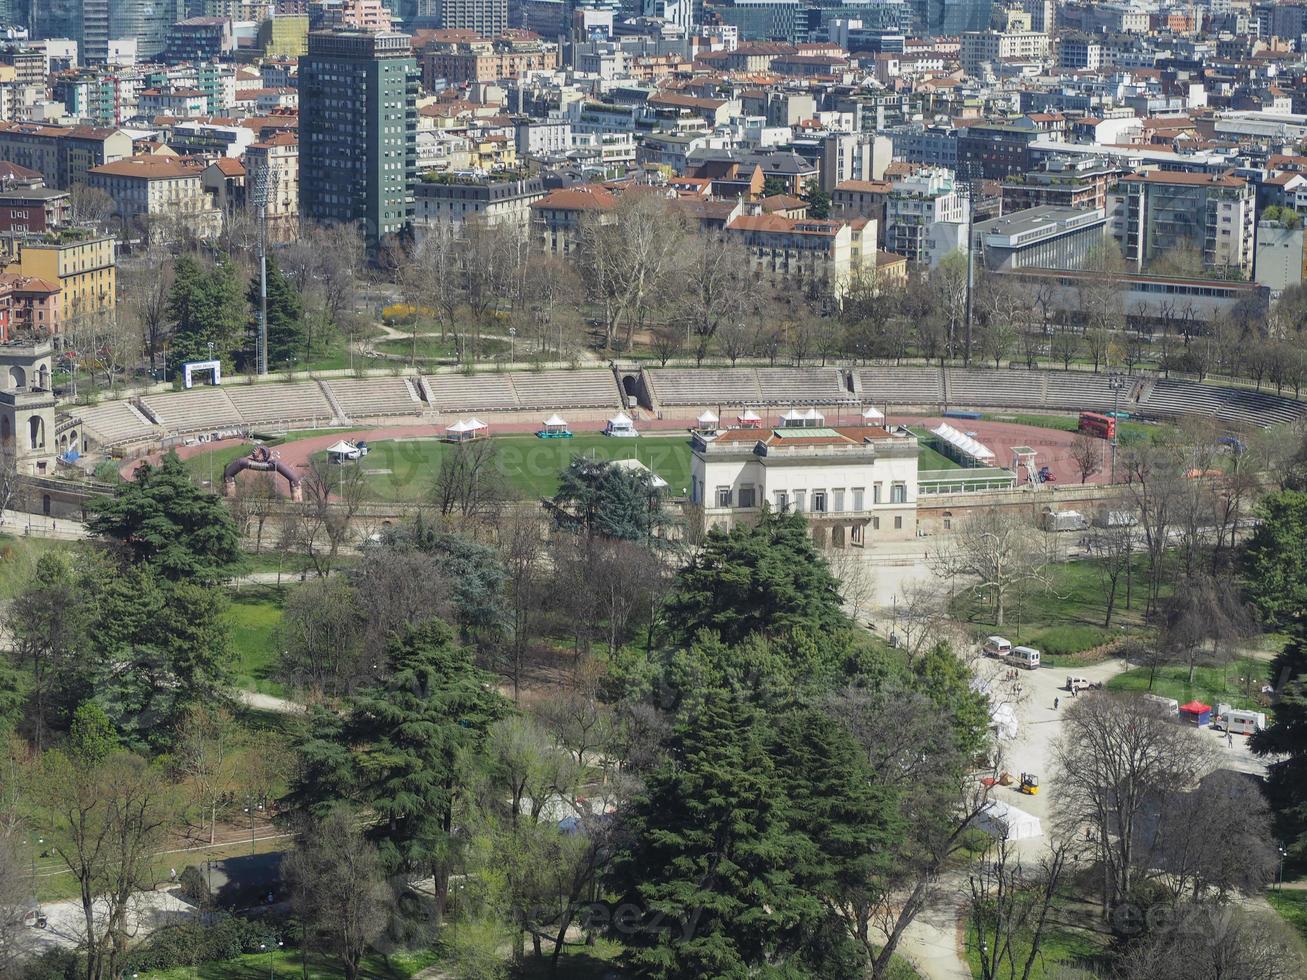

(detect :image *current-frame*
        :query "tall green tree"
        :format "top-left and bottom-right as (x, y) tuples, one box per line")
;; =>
(87, 452), (244, 582)
(663, 509), (848, 646)
(551, 456), (669, 543)
(1243, 490), (1307, 630)
(768, 707), (906, 976)
(166, 255), (245, 373)
(285, 619), (509, 925)
(1253, 633), (1307, 858)
(246, 255), (304, 369)
(605, 685), (821, 978)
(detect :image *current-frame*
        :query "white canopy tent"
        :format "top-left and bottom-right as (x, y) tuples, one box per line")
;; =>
(325, 440), (358, 458)
(971, 800), (1042, 841)
(605, 412), (637, 436)
(931, 422), (996, 463)
(989, 702), (1018, 740)
(543, 414), (567, 428)
(697, 410), (719, 426)
(738, 409), (762, 427)
(863, 405), (885, 422)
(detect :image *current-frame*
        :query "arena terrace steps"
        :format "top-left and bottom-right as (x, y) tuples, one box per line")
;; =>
(1043, 372), (1143, 412)
(1139, 379), (1307, 428)
(77, 401), (158, 446)
(855, 366), (945, 406)
(753, 367), (853, 404)
(140, 388), (243, 434)
(225, 382), (336, 426)
(326, 378), (423, 419)
(643, 369), (765, 407)
(507, 369), (622, 410)
(945, 369), (1051, 409)
(424, 373), (518, 412)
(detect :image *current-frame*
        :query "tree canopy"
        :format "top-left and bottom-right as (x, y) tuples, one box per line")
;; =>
(663, 508), (849, 646)
(87, 451), (244, 582)
(1243, 490), (1307, 630)
(552, 456), (669, 542)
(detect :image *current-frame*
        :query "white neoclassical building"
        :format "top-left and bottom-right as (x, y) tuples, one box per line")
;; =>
(689, 408), (919, 548)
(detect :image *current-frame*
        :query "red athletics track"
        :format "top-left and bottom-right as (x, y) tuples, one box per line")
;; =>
(121, 413), (1114, 494)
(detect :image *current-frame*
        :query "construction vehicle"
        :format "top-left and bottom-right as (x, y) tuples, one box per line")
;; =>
(1018, 773), (1039, 796)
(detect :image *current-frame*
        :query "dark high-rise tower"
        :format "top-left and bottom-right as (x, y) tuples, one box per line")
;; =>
(299, 30), (418, 248)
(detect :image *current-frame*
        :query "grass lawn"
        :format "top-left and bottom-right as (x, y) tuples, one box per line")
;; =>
(227, 585), (287, 696)
(965, 920), (1107, 979)
(951, 555), (1156, 664)
(181, 429), (355, 489)
(349, 433), (694, 502)
(141, 947), (438, 980)
(1268, 889), (1307, 943)
(376, 334), (508, 361)
(0, 533), (75, 602)
(987, 412), (1164, 447)
(1105, 656), (1269, 710)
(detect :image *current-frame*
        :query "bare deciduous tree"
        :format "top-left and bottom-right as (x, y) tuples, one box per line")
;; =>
(1069, 432), (1103, 484)
(930, 508), (1052, 628)
(428, 439), (507, 525)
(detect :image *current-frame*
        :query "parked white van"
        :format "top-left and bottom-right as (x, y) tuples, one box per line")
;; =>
(1142, 693), (1180, 717)
(983, 636), (1012, 659)
(1212, 703), (1266, 735)
(1066, 675), (1091, 692)
(1011, 646), (1041, 670)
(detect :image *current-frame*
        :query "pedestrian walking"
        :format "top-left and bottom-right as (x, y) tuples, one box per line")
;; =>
(1227, 731), (1233, 747)
(1054, 697), (1060, 710)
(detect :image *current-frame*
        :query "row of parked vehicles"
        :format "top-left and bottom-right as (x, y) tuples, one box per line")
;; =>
(982, 636), (1041, 669)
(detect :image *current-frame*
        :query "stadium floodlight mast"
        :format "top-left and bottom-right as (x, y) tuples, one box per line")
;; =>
(250, 166), (279, 376)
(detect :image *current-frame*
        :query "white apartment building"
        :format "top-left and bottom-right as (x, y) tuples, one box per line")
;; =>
(243, 132), (298, 243)
(961, 30), (1050, 77)
(1109, 170), (1255, 275)
(690, 411), (920, 547)
(884, 168), (966, 264)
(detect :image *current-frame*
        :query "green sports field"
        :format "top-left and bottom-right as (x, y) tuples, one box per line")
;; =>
(342, 433), (696, 501)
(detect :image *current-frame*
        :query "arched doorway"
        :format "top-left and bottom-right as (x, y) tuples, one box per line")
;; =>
(28, 415), (43, 450)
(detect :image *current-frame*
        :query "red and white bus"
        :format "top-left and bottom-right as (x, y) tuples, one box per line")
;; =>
(1078, 412), (1115, 440)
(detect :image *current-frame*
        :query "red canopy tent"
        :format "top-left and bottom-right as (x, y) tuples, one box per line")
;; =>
(1179, 700), (1211, 726)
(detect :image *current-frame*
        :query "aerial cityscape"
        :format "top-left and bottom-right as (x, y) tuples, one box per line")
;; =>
(0, 0), (1302, 978)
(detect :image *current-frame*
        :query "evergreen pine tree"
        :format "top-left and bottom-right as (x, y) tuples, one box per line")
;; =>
(245, 255), (304, 369)
(165, 256), (245, 373)
(1253, 633), (1307, 858)
(605, 686), (821, 977)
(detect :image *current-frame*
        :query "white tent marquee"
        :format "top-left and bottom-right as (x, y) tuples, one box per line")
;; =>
(989, 702), (1018, 740)
(931, 422), (996, 463)
(863, 405), (885, 422)
(971, 800), (1042, 840)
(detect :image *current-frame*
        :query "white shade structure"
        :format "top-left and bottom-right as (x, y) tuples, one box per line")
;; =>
(605, 412), (637, 436)
(543, 414), (567, 428)
(738, 409), (761, 421)
(863, 406), (885, 422)
(970, 800), (1041, 840)
(697, 410), (719, 425)
(325, 440), (358, 456)
(930, 422), (995, 462)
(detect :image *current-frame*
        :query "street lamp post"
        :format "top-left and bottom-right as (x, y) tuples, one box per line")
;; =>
(1108, 374), (1126, 484)
(508, 326), (516, 363)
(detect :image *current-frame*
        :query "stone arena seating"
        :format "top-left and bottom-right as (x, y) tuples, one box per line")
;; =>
(1042, 372), (1142, 412)
(425, 373), (519, 411)
(643, 368), (765, 407)
(77, 401), (158, 446)
(1138, 379), (1307, 429)
(508, 369), (622, 410)
(856, 366), (944, 406)
(225, 381), (336, 426)
(753, 367), (852, 404)
(946, 369), (1051, 409)
(327, 378), (423, 419)
(140, 388), (243, 433)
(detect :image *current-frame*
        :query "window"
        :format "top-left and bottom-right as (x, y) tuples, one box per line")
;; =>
(793, 490), (805, 512)
(832, 489), (845, 512)
(873, 483), (882, 504)
(891, 483), (906, 504)
(852, 487), (864, 511)
(774, 490), (788, 510)
(812, 491), (827, 513)
(894, 516), (903, 530)
(872, 517), (880, 530)
(739, 485), (756, 508)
